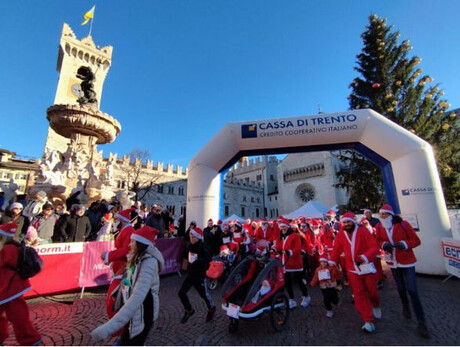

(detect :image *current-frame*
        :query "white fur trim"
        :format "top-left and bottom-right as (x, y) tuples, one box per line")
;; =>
(278, 223), (289, 228)
(0, 229), (15, 237)
(328, 261), (337, 266)
(341, 217), (356, 223)
(360, 254), (369, 264)
(114, 213), (130, 223)
(131, 233), (153, 245)
(190, 229), (203, 240)
(379, 208), (394, 215)
(401, 241), (408, 250)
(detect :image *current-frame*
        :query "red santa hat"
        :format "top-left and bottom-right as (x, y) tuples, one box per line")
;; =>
(277, 217), (290, 229)
(207, 218), (213, 224)
(379, 204), (394, 215)
(115, 208), (136, 223)
(217, 219), (223, 226)
(0, 222), (18, 238)
(360, 217), (369, 224)
(325, 210), (336, 217)
(260, 217), (268, 224)
(341, 212), (357, 223)
(233, 220), (242, 228)
(310, 219), (320, 227)
(190, 227), (203, 240)
(222, 223), (230, 230)
(131, 225), (159, 246)
(299, 216), (306, 225)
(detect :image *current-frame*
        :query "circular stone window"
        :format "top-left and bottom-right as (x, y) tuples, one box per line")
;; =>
(296, 184), (316, 203)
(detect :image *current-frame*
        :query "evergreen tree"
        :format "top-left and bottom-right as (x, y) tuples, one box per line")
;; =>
(340, 14), (460, 207)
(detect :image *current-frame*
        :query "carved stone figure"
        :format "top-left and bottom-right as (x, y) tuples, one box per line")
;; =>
(116, 190), (136, 210)
(76, 66), (97, 104)
(0, 179), (19, 210)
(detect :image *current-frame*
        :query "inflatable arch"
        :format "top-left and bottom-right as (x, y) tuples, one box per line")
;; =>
(187, 109), (451, 275)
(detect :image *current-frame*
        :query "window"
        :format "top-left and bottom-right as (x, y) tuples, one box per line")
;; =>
(269, 197), (272, 202)
(241, 206), (245, 216)
(256, 208), (260, 218)
(223, 192), (227, 200)
(157, 185), (164, 193)
(224, 205), (229, 217)
(275, 196), (277, 201)
(251, 197), (254, 203)
(264, 207), (267, 217)
(178, 186), (184, 195)
(270, 174), (275, 181)
(181, 205), (186, 216)
(168, 186), (174, 195)
(256, 174), (262, 181)
(243, 196), (247, 202)
(245, 177), (250, 183)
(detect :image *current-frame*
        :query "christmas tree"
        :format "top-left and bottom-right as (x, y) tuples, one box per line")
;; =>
(338, 14), (460, 208)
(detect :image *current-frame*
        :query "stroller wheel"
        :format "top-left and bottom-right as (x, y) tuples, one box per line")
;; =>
(228, 318), (239, 333)
(270, 291), (290, 332)
(208, 278), (218, 291)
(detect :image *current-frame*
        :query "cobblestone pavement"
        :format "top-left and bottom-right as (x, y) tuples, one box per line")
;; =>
(4, 265), (460, 346)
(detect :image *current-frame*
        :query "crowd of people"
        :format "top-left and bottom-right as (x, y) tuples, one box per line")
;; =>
(0, 191), (430, 345)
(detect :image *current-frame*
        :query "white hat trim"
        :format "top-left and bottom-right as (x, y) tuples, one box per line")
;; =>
(115, 213), (130, 223)
(341, 217), (356, 223)
(190, 229), (202, 240)
(278, 223), (289, 228)
(131, 233), (153, 245)
(0, 229), (16, 237)
(379, 208), (394, 215)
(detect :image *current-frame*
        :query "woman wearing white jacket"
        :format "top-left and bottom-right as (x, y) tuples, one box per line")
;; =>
(91, 225), (165, 345)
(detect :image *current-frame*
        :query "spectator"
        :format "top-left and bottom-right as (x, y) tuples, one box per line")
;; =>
(176, 215), (186, 239)
(0, 202), (29, 240)
(0, 222), (42, 346)
(32, 202), (58, 244)
(85, 202), (103, 240)
(146, 205), (165, 237)
(96, 212), (114, 241)
(364, 209), (380, 228)
(59, 204), (92, 242)
(91, 226), (165, 345)
(22, 191), (48, 222)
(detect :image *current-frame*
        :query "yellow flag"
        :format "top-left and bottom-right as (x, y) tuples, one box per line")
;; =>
(81, 5), (95, 25)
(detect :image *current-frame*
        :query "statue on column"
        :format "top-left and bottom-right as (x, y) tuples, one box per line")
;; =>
(76, 66), (97, 105)
(0, 179), (19, 210)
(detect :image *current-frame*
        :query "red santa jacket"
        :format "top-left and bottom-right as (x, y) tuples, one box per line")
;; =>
(305, 230), (324, 256)
(375, 221), (420, 268)
(107, 224), (136, 277)
(255, 224), (274, 243)
(321, 222), (336, 253)
(0, 242), (32, 305)
(330, 225), (379, 274)
(310, 264), (339, 289)
(272, 229), (303, 272)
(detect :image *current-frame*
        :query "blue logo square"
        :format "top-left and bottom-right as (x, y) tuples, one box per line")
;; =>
(241, 124), (258, 138)
(402, 189), (410, 196)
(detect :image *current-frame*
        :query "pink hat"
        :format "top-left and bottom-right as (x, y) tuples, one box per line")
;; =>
(190, 227), (203, 240)
(131, 225), (159, 246)
(115, 208), (136, 223)
(379, 204), (394, 215)
(341, 212), (357, 223)
(0, 222), (18, 238)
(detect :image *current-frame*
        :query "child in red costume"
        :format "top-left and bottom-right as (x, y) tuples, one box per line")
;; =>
(310, 256), (339, 318)
(0, 222), (41, 346)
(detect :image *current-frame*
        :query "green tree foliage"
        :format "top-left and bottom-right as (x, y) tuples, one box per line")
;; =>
(340, 14), (460, 207)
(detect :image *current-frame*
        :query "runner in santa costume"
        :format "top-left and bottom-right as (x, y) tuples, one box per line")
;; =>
(271, 216), (311, 309)
(101, 208), (137, 320)
(0, 222), (42, 346)
(360, 217), (384, 289)
(375, 204), (430, 338)
(310, 255), (339, 318)
(306, 219), (324, 273)
(255, 218), (273, 244)
(322, 210), (338, 255)
(232, 220), (252, 260)
(329, 212), (381, 333)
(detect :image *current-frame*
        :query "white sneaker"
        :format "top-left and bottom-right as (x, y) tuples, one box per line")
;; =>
(289, 299), (297, 309)
(300, 296), (311, 308)
(326, 310), (334, 318)
(372, 307), (382, 319)
(361, 322), (376, 333)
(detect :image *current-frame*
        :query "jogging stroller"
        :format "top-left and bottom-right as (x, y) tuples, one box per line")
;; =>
(221, 254), (289, 333)
(206, 245), (237, 290)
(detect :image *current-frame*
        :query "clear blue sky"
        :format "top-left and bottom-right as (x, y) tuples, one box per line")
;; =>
(1, 1), (459, 169)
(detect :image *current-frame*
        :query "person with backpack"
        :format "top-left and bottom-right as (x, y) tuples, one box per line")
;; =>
(0, 222), (42, 346)
(375, 204), (430, 339)
(91, 225), (165, 345)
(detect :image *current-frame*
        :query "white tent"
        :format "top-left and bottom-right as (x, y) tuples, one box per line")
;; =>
(223, 214), (246, 224)
(283, 200), (330, 219)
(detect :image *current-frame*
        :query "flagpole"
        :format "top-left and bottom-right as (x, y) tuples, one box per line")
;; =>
(89, 13), (94, 37)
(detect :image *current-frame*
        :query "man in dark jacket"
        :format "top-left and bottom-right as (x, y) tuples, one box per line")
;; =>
(203, 219), (222, 257)
(0, 202), (29, 240)
(146, 205), (165, 237)
(59, 204), (92, 242)
(178, 227), (215, 323)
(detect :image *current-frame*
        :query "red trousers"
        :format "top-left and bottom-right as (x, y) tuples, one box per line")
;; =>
(0, 296), (41, 346)
(373, 258), (384, 281)
(347, 271), (380, 322)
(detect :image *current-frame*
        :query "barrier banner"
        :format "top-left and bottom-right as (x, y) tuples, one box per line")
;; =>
(78, 240), (114, 288)
(155, 238), (184, 275)
(26, 242), (84, 298)
(441, 238), (460, 279)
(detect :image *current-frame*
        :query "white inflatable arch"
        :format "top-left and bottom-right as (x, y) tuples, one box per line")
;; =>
(187, 109), (451, 275)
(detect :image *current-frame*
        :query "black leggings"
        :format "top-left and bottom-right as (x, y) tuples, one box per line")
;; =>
(178, 275), (214, 311)
(121, 291), (154, 346)
(285, 271), (308, 299)
(321, 287), (339, 310)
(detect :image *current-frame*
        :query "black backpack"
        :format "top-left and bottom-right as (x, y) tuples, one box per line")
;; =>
(17, 243), (44, 279)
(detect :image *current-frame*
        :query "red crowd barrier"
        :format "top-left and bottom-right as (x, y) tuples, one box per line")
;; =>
(25, 238), (185, 298)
